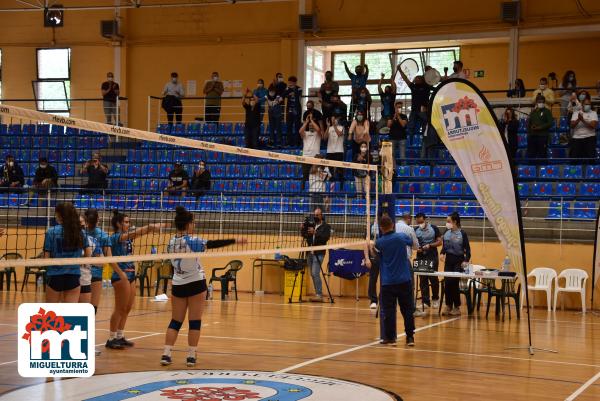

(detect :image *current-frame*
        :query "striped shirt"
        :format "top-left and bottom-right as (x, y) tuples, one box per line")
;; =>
(395, 220), (418, 261)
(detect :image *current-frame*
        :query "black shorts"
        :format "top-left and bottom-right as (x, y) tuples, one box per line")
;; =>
(47, 274), (81, 292)
(172, 279), (207, 298)
(91, 276), (102, 283)
(111, 275), (136, 284)
(80, 285), (91, 294)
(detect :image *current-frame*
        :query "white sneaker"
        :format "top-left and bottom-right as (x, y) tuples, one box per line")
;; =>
(369, 302), (377, 309)
(432, 300), (440, 308)
(416, 302), (429, 309)
(441, 306), (452, 316)
(413, 309), (427, 317)
(449, 307), (462, 316)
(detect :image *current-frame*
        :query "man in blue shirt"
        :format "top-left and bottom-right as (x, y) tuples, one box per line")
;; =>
(284, 76), (302, 148)
(373, 214), (416, 346)
(343, 61), (368, 120)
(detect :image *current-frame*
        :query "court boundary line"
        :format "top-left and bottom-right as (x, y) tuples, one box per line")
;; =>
(276, 317), (460, 374)
(565, 371), (600, 400)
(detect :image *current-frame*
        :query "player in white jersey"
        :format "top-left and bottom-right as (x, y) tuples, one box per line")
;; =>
(160, 206), (245, 367)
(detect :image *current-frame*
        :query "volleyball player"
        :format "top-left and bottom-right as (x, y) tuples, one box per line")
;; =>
(44, 202), (92, 303)
(106, 211), (166, 350)
(160, 206), (245, 367)
(78, 215), (93, 304)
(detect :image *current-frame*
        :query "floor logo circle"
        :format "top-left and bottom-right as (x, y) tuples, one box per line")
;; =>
(4, 370), (402, 400)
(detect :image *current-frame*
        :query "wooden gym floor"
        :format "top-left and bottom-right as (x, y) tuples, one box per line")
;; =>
(0, 289), (599, 400)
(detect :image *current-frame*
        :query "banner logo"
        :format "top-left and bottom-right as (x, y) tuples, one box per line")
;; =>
(18, 303), (95, 378)
(441, 96), (480, 140)
(471, 145), (503, 174)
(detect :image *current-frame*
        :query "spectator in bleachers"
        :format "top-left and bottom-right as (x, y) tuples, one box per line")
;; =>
(378, 72), (397, 130)
(499, 107), (519, 160)
(443, 60), (466, 80)
(272, 72), (287, 97)
(308, 154), (331, 212)
(319, 70), (339, 120)
(343, 61), (369, 120)
(166, 162), (189, 197)
(388, 102), (408, 163)
(353, 142), (370, 196)
(303, 100), (324, 133)
(285, 76), (302, 148)
(349, 110), (371, 157)
(161, 72), (184, 127)
(101, 72), (120, 125)
(527, 95), (554, 160)
(507, 78), (526, 98)
(80, 153), (108, 194)
(531, 77), (554, 108)
(203, 72), (224, 122)
(559, 70), (577, 117)
(570, 98), (598, 162)
(190, 160), (211, 198)
(242, 91), (261, 149)
(330, 94), (348, 126)
(398, 65), (432, 135)
(323, 116), (346, 184)
(33, 157), (58, 191)
(0, 155), (24, 191)
(267, 85), (284, 148)
(568, 90), (591, 114)
(419, 104), (440, 163)
(253, 79), (268, 122)
(299, 112), (322, 190)
(355, 88), (373, 120)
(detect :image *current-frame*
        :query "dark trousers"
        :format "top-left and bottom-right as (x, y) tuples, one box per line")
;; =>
(269, 109), (283, 147)
(163, 95), (182, 125)
(526, 135), (548, 161)
(205, 105), (221, 123)
(417, 256), (439, 305)
(380, 282), (415, 341)
(326, 152), (345, 184)
(286, 113), (301, 147)
(444, 253), (464, 308)
(570, 136), (596, 163)
(368, 257), (380, 304)
(244, 126), (260, 149)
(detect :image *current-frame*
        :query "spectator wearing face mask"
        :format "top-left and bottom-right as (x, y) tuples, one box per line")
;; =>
(387, 102), (408, 163)
(531, 77), (555, 109)
(299, 112), (322, 190)
(308, 154), (331, 211)
(498, 107), (519, 160)
(570, 98), (598, 162)
(0, 155), (25, 191)
(267, 84), (284, 148)
(303, 100), (324, 133)
(443, 60), (466, 80)
(253, 79), (268, 122)
(191, 161), (211, 198)
(398, 65), (432, 135)
(319, 70), (339, 120)
(203, 72), (224, 123)
(330, 94), (348, 126)
(161, 72), (185, 128)
(355, 88), (372, 120)
(559, 70), (577, 117)
(272, 72), (287, 97)
(101, 72), (120, 125)
(242, 91), (261, 149)
(323, 116), (346, 184)
(79, 152), (109, 194)
(33, 157), (58, 191)
(527, 95), (554, 160)
(378, 71), (397, 131)
(568, 90), (591, 114)
(166, 162), (189, 197)
(284, 76), (303, 148)
(353, 142), (371, 196)
(349, 111), (371, 157)
(507, 78), (526, 98)
(343, 61), (369, 120)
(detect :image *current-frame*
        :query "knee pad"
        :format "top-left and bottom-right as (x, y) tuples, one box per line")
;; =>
(168, 319), (183, 331)
(188, 320), (201, 331)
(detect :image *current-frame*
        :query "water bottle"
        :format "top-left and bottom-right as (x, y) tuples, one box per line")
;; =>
(502, 256), (511, 272)
(151, 245), (157, 255)
(274, 247), (281, 260)
(207, 283), (213, 300)
(36, 276), (43, 289)
(467, 262), (474, 275)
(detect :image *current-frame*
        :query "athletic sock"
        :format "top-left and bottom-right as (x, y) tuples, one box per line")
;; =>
(163, 345), (173, 357)
(116, 330), (124, 339)
(109, 331), (117, 340)
(187, 347), (196, 358)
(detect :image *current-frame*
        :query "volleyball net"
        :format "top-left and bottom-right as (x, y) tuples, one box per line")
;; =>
(0, 104), (376, 269)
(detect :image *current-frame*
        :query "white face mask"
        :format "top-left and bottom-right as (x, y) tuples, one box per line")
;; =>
(419, 223), (426, 229)
(579, 94), (586, 101)
(539, 84), (546, 90)
(171, 78), (177, 83)
(445, 222), (453, 230)
(584, 105), (592, 112)
(360, 147), (368, 153)
(8, 161), (14, 167)
(107, 77), (113, 82)
(277, 77), (284, 83)
(212, 76), (219, 82)
(537, 103), (545, 109)
(40, 164), (47, 169)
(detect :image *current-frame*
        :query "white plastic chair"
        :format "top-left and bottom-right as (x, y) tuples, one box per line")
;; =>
(523, 267), (557, 311)
(553, 269), (588, 313)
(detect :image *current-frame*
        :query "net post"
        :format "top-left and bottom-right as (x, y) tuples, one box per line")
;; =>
(278, 194), (284, 247)
(343, 194), (348, 238)
(147, 95), (151, 132)
(219, 192), (224, 236)
(45, 188), (51, 230)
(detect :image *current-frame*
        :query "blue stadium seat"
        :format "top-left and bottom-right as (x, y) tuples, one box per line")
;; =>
(203, 123), (218, 135)
(558, 116), (570, 132)
(585, 165), (600, 179)
(211, 165), (226, 178)
(518, 183), (530, 197)
(433, 201), (455, 217)
(538, 165), (560, 179)
(518, 165), (536, 179)
(396, 166), (410, 178)
(531, 183), (553, 196)
(517, 134), (527, 148)
(395, 202), (411, 216)
(286, 180), (302, 193)
(433, 165), (451, 179)
(414, 200), (433, 216)
(580, 183), (600, 197)
(111, 164), (125, 178)
(401, 183), (421, 195)
(58, 164), (75, 177)
(572, 201), (596, 220)
(126, 164), (141, 177)
(330, 197), (346, 215)
(126, 179), (143, 192)
(141, 164), (159, 178)
(9, 124), (22, 136)
(173, 150), (189, 163)
(186, 123), (201, 136)
(451, 167), (464, 179)
(350, 198), (367, 215)
(411, 165), (431, 178)
(443, 182), (463, 196)
(555, 183), (576, 197)
(457, 201), (483, 217)
(50, 125), (65, 136)
(562, 165), (583, 179)
(518, 118), (527, 133)
(144, 179), (161, 192)
(548, 148), (566, 159)
(547, 201), (571, 219)
(422, 183), (441, 196)
(219, 123), (233, 135)
(249, 180), (266, 192)
(343, 181), (356, 192)
(227, 165), (243, 178)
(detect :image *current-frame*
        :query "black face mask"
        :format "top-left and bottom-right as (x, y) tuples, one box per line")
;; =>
(453, 67), (458, 73)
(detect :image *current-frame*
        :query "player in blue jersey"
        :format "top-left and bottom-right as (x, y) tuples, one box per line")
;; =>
(160, 206), (244, 367)
(106, 210), (166, 350)
(43, 202), (92, 303)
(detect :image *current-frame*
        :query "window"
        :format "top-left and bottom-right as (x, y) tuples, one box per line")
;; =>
(333, 53), (361, 81)
(305, 48), (325, 91)
(364, 52), (393, 80)
(34, 48), (71, 113)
